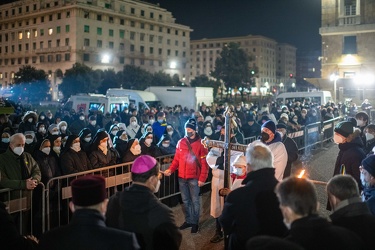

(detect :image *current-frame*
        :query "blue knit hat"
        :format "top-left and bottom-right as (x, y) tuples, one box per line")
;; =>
(261, 120), (276, 135)
(362, 155), (375, 177)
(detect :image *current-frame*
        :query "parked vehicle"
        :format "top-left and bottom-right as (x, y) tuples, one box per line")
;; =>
(106, 88), (161, 111)
(144, 86), (214, 110)
(64, 94), (129, 115)
(276, 91), (332, 105)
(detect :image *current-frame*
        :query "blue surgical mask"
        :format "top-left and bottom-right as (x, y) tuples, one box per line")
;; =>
(158, 119), (164, 123)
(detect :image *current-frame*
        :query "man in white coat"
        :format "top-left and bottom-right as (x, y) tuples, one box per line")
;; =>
(250, 120), (287, 181)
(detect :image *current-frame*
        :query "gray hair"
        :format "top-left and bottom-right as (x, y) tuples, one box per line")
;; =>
(327, 175), (360, 201)
(10, 133), (26, 145)
(246, 141), (273, 171)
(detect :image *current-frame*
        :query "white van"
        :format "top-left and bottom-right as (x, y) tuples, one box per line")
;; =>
(106, 88), (162, 111)
(64, 94), (130, 115)
(276, 91), (332, 105)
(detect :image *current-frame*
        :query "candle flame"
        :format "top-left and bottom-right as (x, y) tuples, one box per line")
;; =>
(297, 169), (306, 178)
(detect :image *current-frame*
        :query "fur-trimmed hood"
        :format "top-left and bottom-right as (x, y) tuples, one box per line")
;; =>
(22, 111), (38, 123)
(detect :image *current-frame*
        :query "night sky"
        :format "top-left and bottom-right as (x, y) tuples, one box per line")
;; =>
(2, 0), (322, 51)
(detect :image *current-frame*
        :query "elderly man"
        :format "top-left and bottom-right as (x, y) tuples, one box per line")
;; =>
(0, 133), (41, 191)
(219, 142), (287, 250)
(106, 155), (181, 250)
(276, 176), (365, 250)
(39, 175), (139, 250)
(327, 175), (375, 250)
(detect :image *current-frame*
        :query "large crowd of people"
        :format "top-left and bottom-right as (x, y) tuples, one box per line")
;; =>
(1, 96), (375, 250)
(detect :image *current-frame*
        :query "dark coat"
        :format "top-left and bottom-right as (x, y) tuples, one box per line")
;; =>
(363, 187), (375, 216)
(106, 184), (181, 250)
(241, 121), (261, 138)
(333, 138), (366, 186)
(69, 120), (86, 136)
(39, 209), (139, 250)
(0, 202), (38, 250)
(33, 149), (61, 185)
(89, 148), (117, 169)
(330, 198), (375, 250)
(60, 148), (92, 175)
(364, 138), (375, 156)
(114, 137), (128, 159)
(286, 215), (365, 250)
(219, 168), (287, 250)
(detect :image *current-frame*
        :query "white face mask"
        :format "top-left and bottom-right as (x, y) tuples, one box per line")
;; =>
(131, 121), (137, 126)
(84, 137), (91, 142)
(111, 130), (118, 135)
(90, 121), (97, 126)
(366, 133), (374, 142)
(79, 116), (85, 121)
(168, 131), (173, 136)
(13, 146), (24, 156)
(154, 179), (161, 193)
(235, 167), (244, 176)
(130, 144), (141, 155)
(42, 147), (51, 155)
(71, 142), (81, 152)
(149, 119), (155, 124)
(204, 127), (213, 135)
(357, 119), (364, 127)
(361, 172), (369, 189)
(162, 143), (170, 148)
(333, 133), (345, 144)
(40, 115), (45, 120)
(39, 127), (46, 133)
(61, 126), (67, 131)
(28, 118), (33, 123)
(145, 138), (153, 145)
(51, 131), (59, 135)
(25, 138), (33, 144)
(2, 138), (10, 143)
(53, 146), (61, 154)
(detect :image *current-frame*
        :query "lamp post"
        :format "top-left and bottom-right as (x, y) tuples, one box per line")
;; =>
(330, 73), (339, 103)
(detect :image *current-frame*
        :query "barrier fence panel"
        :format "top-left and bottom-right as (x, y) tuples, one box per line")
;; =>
(244, 136), (257, 145)
(0, 182), (45, 237)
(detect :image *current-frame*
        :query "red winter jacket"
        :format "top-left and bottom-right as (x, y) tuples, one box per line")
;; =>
(169, 136), (209, 183)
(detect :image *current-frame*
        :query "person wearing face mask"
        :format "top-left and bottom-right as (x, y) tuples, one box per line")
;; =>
(164, 118), (209, 234)
(39, 175), (140, 250)
(355, 111), (369, 146)
(33, 139), (60, 186)
(38, 111), (50, 128)
(0, 133), (41, 192)
(60, 135), (92, 175)
(78, 128), (92, 155)
(122, 139), (141, 163)
(139, 131), (161, 158)
(125, 116), (140, 140)
(108, 124), (120, 142)
(250, 120), (287, 181)
(114, 130), (128, 159)
(152, 112), (167, 143)
(275, 177), (364, 250)
(47, 124), (60, 137)
(89, 131), (117, 171)
(157, 134), (175, 155)
(0, 132), (11, 153)
(331, 121), (366, 190)
(18, 111), (38, 133)
(165, 124), (181, 148)
(87, 115), (100, 136)
(360, 155), (375, 215)
(36, 122), (47, 143)
(276, 123), (298, 178)
(58, 121), (71, 139)
(106, 155), (181, 250)
(69, 113), (87, 136)
(24, 131), (37, 154)
(364, 124), (375, 155)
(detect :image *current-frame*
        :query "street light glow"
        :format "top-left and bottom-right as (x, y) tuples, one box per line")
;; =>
(170, 61), (177, 69)
(101, 54), (110, 64)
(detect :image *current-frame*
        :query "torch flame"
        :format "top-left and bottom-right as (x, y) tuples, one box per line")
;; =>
(297, 169), (306, 178)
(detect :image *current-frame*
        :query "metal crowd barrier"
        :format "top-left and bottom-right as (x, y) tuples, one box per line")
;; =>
(0, 182), (45, 236)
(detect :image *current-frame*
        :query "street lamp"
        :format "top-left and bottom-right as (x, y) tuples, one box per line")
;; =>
(330, 73), (339, 103)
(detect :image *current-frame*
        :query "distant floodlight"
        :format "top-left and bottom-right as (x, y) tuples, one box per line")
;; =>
(170, 61), (177, 69)
(101, 54), (110, 64)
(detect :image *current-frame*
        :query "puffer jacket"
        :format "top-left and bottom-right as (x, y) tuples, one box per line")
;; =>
(168, 135), (209, 183)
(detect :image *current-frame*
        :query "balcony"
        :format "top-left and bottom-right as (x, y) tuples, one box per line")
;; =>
(35, 46), (71, 54)
(338, 15), (361, 26)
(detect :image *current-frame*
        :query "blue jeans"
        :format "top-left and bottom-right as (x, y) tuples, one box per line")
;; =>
(178, 178), (200, 225)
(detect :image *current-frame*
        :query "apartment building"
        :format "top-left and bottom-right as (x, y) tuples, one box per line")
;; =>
(319, 0), (375, 103)
(0, 0), (192, 90)
(190, 35), (296, 93)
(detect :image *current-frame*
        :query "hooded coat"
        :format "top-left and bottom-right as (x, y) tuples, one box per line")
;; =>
(139, 132), (161, 158)
(60, 135), (92, 175)
(18, 111), (38, 133)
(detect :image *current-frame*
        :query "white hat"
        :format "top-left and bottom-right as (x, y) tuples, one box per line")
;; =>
(280, 113), (289, 119)
(233, 155), (246, 167)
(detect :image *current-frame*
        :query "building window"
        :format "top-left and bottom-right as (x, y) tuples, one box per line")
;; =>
(40, 29), (44, 36)
(345, 0), (356, 16)
(119, 30), (125, 38)
(66, 11), (70, 18)
(65, 38), (69, 46)
(57, 26), (61, 34)
(167, 28), (170, 34)
(158, 48), (162, 55)
(97, 40), (102, 48)
(109, 29), (114, 37)
(56, 39), (60, 47)
(97, 27), (102, 35)
(49, 15), (53, 21)
(18, 31), (23, 40)
(158, 36), (163, 43)
(57, 13), (61, 19)
(119, 43), (124, 50)
(66, 25), (70, 32)
(130, 32), (135, 40)
(109, 42), (114, 49)
(56, 54), (61, 62)
(130, 44), (135, 52)
(120, 19), (125, 25)
(140, 46), (144, 53)
(175, 40), (178, 46)
(109, 16), (114, 23)
(84, 25), (90, 33)
(120, 57), (125, 64)
(140, 23), (145, 29)
(149, 35), (154, 43)
(131, 8), (135, 14)
(140, 33), (145, 41)
(48, 28), (53, 35)
(41, 16), (44, 23)
(97, 14), (102, 21)
(141, 10), (145, 16)
(40, 56), (45, 63)
(48, 55), (53, 62)
(343, 36), (357, 54)
(150, 25), (154, 31)
(48, 40), (52, 48)
(130, 21), (135, 27)
(84, 39), (90, 46)
(65, 53), (70, 61)
(149, 47), (154, 54)
(83, 53), (90, 62)
(130, 58), (135, 65)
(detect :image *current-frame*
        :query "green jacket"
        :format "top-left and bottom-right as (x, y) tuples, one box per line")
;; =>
(0, 148), (41, 190)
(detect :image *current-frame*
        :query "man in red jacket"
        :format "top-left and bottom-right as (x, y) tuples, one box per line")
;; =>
(164, 118), (209, 234)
